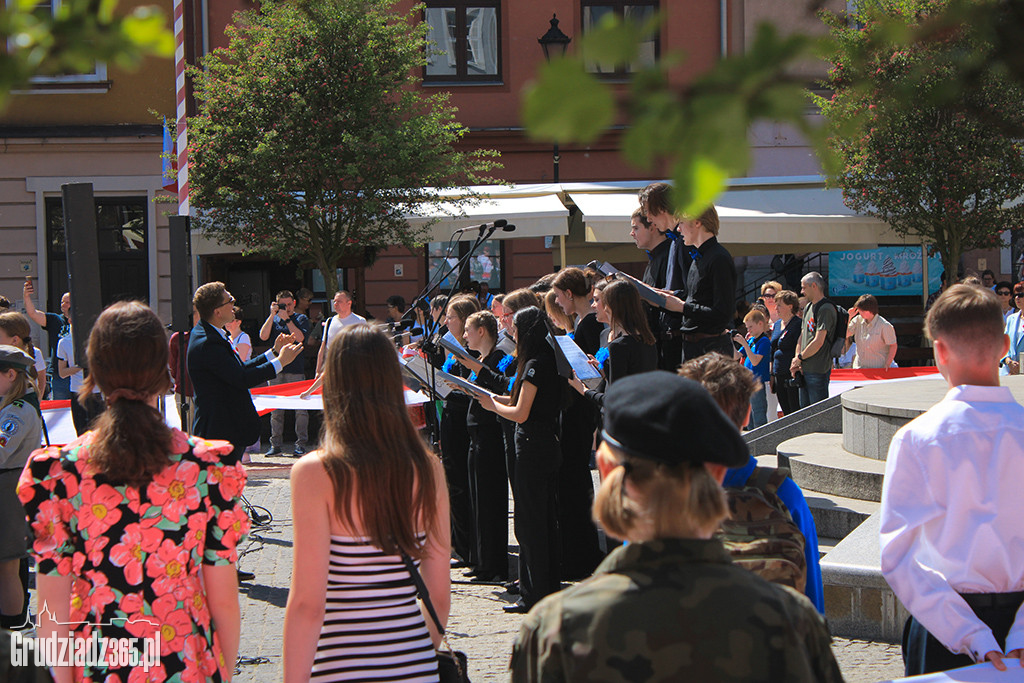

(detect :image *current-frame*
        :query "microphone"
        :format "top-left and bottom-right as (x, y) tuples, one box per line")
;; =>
(502, 224), (516, 232)
(476, 219), (509, 237)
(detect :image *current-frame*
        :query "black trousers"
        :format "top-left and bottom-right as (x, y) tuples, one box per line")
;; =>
(774, 373), (801, 416)
(657, 335), (683, 372)
(501, 418), (516, 499)
(514, 429), (561, 608)
(440, 398), (475, 566)
(557, 399), (603, 580)
(468, 424), (508, 579)
(70, 392), (105, 436)
(682, 333), (735, 363)
(903, 591), (1024, 676)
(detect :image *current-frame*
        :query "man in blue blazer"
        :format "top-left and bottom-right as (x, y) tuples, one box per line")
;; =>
(187, 282), (303, 464)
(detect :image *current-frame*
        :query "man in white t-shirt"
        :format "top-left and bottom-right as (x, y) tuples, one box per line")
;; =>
(56, 332), (102, 435)
(315, 290), (366, 376)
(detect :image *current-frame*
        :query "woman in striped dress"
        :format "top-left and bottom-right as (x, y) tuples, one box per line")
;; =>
(284, 324), (451, 682)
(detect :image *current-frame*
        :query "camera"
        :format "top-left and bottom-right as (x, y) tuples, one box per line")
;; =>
(784, 372), (806, 389)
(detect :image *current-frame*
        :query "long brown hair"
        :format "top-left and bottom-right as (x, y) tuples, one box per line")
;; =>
(320, 324), (439, 558)
(602, 280), (656, 345)
(81, 302), (173, 487)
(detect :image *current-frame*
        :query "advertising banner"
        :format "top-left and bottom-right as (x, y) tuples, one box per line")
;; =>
(828, 246), (942, 297)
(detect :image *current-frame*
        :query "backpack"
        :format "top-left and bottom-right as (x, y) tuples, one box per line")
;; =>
(812, 298), (849, 360)
(716, 466), (807, 594)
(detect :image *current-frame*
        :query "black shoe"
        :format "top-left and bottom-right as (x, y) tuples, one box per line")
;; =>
(237, 569), (255, 582)
(450, 558), (471, 569)
(468, 574), (505, 584)
(503, 581), (520, 595)
(503, 599), (529, 614)
(263, 446), (282, 457)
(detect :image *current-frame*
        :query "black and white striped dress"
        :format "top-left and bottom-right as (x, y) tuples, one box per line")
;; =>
(312, 535), (440, 682)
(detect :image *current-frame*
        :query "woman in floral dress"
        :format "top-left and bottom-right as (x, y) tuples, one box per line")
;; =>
(18, 301), (249, 683)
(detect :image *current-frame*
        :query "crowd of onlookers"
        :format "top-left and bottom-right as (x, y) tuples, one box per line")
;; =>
(2, 196), (1024, 680)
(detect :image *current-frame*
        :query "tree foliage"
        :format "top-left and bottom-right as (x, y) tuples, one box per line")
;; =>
(814, 0), (1024, 279)
(188, 0), (500, 295)
(522, 11), (826, 218)
(0, 0), (172, 107)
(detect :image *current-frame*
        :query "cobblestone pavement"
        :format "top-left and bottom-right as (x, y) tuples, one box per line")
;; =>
(232, 461), (905, 682)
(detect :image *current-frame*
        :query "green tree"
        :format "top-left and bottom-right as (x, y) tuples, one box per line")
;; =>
(0, 0), (172, 106)
(813, 0), (1024, 279)
(188, 0), (500, 297)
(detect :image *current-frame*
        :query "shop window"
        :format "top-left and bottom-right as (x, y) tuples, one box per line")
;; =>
(427, 239), (503, 292)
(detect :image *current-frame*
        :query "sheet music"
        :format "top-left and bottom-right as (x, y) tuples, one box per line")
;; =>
(440, 331), (471, 359)
(590, 261), (667, 308)
(402, 354), (452, 398)
(434, 368), (498, 399)
(879, 662), (1022, 682)
(552, 335), (602, 380)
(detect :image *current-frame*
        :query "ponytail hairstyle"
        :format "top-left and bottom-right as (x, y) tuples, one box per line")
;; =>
(81, 301), (173, 487)
(320, 324), (438, 558)
(601, 279), (656, 345)
(552, 267), (592, 299)
(510, 306), (552, 403)
(465, 310), (498, 346)
(593, 444), (728, 542)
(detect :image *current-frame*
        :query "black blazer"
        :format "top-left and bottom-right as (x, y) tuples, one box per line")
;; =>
(187, 319), (278, 450)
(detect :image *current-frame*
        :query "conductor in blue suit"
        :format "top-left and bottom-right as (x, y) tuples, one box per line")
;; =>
(187, 282), (303, 464)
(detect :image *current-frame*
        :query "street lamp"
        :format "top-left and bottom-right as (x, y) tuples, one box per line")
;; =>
(537, 14), (571, 183)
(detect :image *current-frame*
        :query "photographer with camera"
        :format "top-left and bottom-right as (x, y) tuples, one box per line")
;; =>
(772, 290), (803, 416)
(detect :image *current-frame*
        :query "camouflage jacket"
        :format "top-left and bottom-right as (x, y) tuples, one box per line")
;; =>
(509, 537), (843, 683)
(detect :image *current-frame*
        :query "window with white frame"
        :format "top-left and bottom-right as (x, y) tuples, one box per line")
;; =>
(8, 0), (108, 87)
(582, 1), (658, 77)
(424, 2), (500, 83)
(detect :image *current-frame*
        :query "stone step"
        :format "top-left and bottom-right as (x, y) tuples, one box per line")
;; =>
(756, 455), (877, 539)
(777, 433), (886, 502)
(803, 492), (879, 539)
(821, 514), (908, 643)
(817, 536), (841, 558)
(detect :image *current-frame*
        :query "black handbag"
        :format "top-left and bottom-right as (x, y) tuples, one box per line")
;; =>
(400, 551), (471, 683)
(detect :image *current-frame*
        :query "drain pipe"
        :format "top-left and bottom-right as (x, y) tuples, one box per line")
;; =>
(720, 0), (728, 56)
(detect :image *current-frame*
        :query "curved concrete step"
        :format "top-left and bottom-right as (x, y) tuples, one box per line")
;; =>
(840, 375), (1024, 459)
(758, 454), (878, 538)
(803, 492), (879, 539)
(777, 433), (886, 502)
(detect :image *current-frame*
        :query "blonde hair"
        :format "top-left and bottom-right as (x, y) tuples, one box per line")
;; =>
(0, 370), (32, 411)
(593, 443), (728, 542)
(760, 281), (783, 296)
(743, 309), (767, 327)
(544, 289), (575, 333)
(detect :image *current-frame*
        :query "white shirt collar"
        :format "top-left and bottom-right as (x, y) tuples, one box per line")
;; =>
(945, 384), (1015, 404)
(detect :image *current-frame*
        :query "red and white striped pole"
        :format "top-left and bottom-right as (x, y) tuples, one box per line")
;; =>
(173, 0), (189, 216)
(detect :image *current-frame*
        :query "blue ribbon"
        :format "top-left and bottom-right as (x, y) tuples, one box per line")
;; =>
(442, 353), (457, 374)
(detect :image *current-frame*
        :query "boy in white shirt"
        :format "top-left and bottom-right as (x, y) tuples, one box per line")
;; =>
(880, 284), (1024, 675)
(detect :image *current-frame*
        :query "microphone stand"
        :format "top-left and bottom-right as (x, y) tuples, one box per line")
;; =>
(400, 222), (504, 452)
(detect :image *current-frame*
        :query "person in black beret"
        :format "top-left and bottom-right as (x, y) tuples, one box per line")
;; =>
(510, 371), (842, 683)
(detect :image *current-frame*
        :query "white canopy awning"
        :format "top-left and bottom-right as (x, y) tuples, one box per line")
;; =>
(568, 184), (909, 254)
(406, 188), (569, 242)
